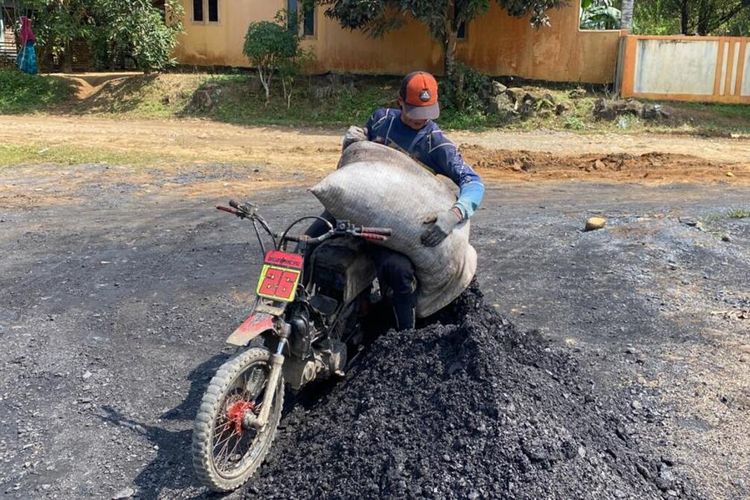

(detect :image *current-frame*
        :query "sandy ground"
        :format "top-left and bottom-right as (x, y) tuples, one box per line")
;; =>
(0, 116), (749, 498)
(1, 115), (749, 184)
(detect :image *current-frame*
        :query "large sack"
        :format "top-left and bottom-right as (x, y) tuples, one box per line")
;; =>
(310, 141), (477, 317)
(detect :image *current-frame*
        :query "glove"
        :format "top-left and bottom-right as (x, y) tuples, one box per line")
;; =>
(421, 208), (463, 247)
(342, 126), (367, 151)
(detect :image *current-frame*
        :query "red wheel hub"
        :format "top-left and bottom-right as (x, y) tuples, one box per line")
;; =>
(226, 400), (255, 434)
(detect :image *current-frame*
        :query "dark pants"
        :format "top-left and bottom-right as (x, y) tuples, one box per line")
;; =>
(306, 211), (417, 330)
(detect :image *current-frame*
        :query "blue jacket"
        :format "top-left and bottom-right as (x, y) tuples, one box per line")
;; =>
(365, 108), (485, 219)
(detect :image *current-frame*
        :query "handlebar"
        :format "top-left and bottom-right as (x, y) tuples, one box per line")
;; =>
(217, 200), (392, 246)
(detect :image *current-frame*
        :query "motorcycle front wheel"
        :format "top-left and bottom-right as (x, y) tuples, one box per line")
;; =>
(192, 346), (284, 492)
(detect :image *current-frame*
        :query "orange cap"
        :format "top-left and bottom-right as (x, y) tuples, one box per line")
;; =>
(399, 71), (440, 120)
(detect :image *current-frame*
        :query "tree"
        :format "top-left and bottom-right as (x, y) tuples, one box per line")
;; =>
(243, 19), (299, 105)
(92, 0), (183, 71)
(13, 0), (182, 71)
(313, 0), (566, 80)
(580, 0), (621, 29)
(620, 0), (633, 29)
(633, 0), (750, 35)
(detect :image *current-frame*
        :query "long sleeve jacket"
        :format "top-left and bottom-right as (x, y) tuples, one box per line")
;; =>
(365, 108), (485, 219)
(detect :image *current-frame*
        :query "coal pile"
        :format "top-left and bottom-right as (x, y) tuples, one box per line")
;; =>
(247, 285), (694, 499)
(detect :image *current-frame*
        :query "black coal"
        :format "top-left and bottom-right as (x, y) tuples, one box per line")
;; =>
(246, 285), (695, 499)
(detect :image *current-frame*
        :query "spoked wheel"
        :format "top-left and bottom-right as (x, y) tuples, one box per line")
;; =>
(192, 347), (284, 492)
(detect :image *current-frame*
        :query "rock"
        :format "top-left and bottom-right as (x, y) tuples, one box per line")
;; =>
(593, 98), (667, 121)
(191, 89), (214, 111)
(491, 81), (508, 96)
(521, 92), (540, 106)
(585, 217), (607, 231)
(641, 103), (669, 120)
(486, 94), (516, 117)
(593, 159), (606, 170)
(569, 87), (587, 99)
(112, 487), (135, 499)
(631, 400), (643, 410)
(82, 371), (92, 380)
(555, 103), (569, 115)
(505, 87), (525, 103)
(661, 456), (676, 467)
(721, 235), (731, 242)
(656, 478), (672, 491)
(636, 463), (651, 479)
(726, 171), (735, 177)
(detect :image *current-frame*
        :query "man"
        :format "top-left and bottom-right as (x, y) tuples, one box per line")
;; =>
(321, 71), (485, 330)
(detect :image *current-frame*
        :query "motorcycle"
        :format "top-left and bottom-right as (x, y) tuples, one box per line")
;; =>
(192, 199), (392, 492)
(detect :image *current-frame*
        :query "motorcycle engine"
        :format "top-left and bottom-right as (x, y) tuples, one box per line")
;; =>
(309, 238), (376, 306)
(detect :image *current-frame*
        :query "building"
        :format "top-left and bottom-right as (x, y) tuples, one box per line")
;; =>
(174, 0), (621, 84)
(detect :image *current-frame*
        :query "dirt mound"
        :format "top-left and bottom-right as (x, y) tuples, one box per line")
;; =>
(246, 285), (696, 499)
(461, 145), (747, 183)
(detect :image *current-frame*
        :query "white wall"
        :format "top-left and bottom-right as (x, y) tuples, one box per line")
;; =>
(634, 39), (718, 95)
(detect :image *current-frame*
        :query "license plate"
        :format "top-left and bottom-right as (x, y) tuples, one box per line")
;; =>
(255, 250), (303, 302)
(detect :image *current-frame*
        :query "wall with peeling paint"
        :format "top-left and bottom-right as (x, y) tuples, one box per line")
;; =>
(174, 0), (620, 84)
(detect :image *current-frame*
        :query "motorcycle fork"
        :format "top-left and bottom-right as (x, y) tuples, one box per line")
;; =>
(247, 323), (290, 430)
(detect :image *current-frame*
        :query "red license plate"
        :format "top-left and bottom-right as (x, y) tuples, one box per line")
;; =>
(255, 251), (303, 302)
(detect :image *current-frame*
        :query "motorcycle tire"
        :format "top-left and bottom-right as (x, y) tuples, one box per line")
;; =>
(192, 346), (284, 492)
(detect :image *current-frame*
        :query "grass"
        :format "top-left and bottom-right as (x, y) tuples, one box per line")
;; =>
(0, 69), (76, 113)
(198, 74), (397, 127)
(726, 208), (750, 219)
(2, 68), (750, 136)
(0, 144), (167, 167)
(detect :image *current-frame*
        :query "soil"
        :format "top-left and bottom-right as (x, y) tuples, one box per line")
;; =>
(249, 284), (696, 499)
(1, 118), (749, 498)
(1, 116), (749, 211)
(461, 147), (748, 184)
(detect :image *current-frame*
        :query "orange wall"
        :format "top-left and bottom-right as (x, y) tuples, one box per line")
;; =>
(174, 0), (620, 84)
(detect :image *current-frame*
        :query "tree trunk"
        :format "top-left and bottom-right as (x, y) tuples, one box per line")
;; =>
(63, 40), (73, 73)
(696, 0), (711, 35)
(680, 0), (690, 34)
(620, 0), (634, 31)
(442, 0), (458, 80)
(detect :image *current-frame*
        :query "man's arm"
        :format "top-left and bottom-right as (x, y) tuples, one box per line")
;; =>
(426, 133), (485, 220)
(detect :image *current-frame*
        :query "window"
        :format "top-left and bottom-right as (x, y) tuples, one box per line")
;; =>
(287, 0), (298, 30)
(193, 0), (203, 22)
(287, 0), (315, 36)
(457, 21), (467, 40)
(193, 0), (218, 23)
(208, 0), (218, 22)
(302, 2), (315, 36)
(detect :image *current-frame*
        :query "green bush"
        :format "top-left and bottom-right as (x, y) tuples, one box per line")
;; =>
(243, 19), (299, 104)
(439, 62), (490, 114)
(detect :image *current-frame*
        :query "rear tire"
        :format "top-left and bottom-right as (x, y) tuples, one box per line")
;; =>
(192, 347), (284, 492)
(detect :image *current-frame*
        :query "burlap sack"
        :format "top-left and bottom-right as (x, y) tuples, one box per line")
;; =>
(310, 141), (477, 317)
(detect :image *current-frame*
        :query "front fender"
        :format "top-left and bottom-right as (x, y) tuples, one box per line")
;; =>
(225, 312), (276, 347)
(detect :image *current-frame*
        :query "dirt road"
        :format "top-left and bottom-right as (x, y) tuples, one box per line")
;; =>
(1, 117), (749, 498)
(1, 116), (749, 188)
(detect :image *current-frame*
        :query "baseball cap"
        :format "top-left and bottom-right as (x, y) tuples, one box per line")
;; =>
(399, 71), (440, 120)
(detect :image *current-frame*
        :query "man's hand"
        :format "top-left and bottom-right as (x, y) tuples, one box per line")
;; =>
(342, 126), (368, 151)
(421, 208), (463, 247)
